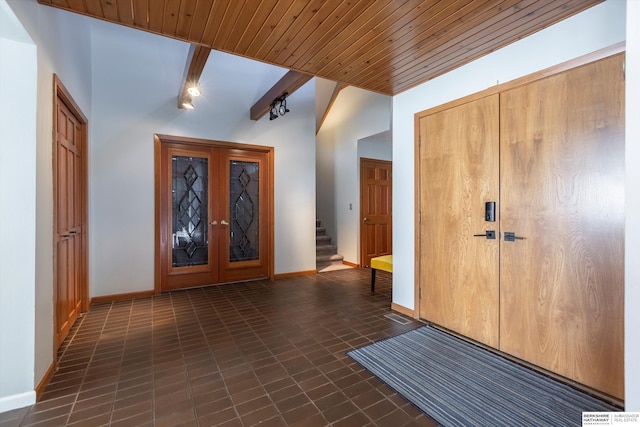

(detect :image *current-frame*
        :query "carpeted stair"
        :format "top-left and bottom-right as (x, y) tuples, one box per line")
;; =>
(316, 219), (345, 271)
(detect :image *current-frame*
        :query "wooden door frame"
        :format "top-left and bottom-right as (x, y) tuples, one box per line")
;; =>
(359, 157), (392, 268)
(413, 42), (624, 321)
(52, 74), (89, 347)
(154, 134), (275, 293)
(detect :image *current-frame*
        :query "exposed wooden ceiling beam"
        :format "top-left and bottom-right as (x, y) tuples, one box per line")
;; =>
(178, 44), (210, 109)
(316, 82), (348, 134)
(250, 71), (313, 121)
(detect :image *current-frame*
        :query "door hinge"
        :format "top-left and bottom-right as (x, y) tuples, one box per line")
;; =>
(419, 287), (422, 299)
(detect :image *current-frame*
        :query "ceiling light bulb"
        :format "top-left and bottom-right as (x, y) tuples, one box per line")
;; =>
(187, 86), (201, 97)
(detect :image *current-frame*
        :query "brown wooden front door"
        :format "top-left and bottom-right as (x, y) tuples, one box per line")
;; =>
(360, 158), (392, 267)
(418, 95), (501, 348)
(156, 136), (272, 291)
(54, 76), (88, 349)
(417, 53), (624, 399)
(499, 54), (624, 399)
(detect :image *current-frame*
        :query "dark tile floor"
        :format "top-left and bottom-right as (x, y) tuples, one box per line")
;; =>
(0, 269), (437, 426)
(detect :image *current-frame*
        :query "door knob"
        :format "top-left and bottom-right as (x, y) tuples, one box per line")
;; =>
(363, 217), (369, 222)
(220, 220), (229, 225)
(210, 221), (218, 225)
(473, 230), (496, 239)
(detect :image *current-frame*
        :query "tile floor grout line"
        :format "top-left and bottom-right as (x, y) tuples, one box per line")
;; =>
(8, 269), (434, 427)
(63, 301), (114, 426)
(107, 298), (133, 425)
(171, 289), (202, 426)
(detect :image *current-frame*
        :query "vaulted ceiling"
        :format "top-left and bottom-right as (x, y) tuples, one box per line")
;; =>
(37, 0), (602, 95)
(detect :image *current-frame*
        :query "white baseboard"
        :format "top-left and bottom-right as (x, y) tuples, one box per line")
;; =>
(0, 391), (35, 414)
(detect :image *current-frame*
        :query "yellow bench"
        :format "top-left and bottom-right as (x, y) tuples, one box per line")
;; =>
(370, 255), (393, 293)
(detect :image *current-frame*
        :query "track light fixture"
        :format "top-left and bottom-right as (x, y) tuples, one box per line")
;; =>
(187, 85), (201, 97)
(269, 93), (290, 120)
(180, 96), (195, 110)
(179, 84), (201, 110)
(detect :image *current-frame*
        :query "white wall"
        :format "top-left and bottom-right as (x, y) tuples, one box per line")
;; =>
(0, 1), (37, 412)
(315, 78), (337, 129)
(625, 0), (640, 411)
(392, 0), (626, 309)
(2, 0), (92, 411)
(393, 0), (636, 407)
(90, 21), (316, 296)
(316, 87), (391, 263)
(232, 82), (316, 277)
(316, 117), (336, 239)
(357, 130), (392, 162)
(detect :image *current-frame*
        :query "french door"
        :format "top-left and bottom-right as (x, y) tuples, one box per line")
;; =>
(156, 136), (272, 291)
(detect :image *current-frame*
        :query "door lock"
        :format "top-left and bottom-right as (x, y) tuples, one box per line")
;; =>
(485, 201), (496, 222)
(504, 232), (525, 242)
(473, 230), (496, 239)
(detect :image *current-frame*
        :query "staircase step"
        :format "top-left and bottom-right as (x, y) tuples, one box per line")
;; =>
(316, 254), (345, 272)
(316, 235), (331, 244)
(316, 244), (337, 256)
(315, 219), (347, 272)
(316, 253), (344, 263)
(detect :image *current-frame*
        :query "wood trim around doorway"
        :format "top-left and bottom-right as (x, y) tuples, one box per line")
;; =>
(153, 134), (275, 293)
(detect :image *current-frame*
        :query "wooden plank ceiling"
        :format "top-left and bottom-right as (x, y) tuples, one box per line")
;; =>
(38, 0), (602, 95)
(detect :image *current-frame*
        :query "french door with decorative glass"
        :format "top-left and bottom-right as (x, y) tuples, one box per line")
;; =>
(156, 136), (272, 291)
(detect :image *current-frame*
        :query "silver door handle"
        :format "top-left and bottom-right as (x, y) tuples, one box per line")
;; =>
(220, 220), (229, 225)
(504, 232), (525, 241)
(210, 221), (218, 225)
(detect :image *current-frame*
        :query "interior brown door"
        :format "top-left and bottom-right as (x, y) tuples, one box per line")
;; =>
(360, 158), (392, 267)
(419, 95), (500, 348)
(499, 54), (625, 399)
(158, 138), (272, 291)
(54, 80), (87, 349)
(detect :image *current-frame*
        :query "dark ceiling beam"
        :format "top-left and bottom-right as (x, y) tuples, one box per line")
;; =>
(250, 70), (313, 121)
(316, 82), (348, 133)
(178, 44), (211, 109)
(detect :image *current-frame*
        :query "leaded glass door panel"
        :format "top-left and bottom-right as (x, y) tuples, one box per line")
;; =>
(160, 145), (219, 290)
(171, 154), (210, 268)
(218, 149), (270, 283)
(157, 138), (271, 291)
